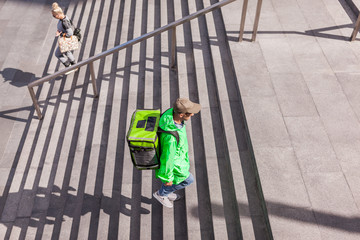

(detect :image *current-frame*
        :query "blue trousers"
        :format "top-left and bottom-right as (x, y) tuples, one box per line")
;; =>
(159, 173), (194, 197)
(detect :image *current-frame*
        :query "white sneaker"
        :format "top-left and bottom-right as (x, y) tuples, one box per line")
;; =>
(168, 192), (181, 201)
(153, 191), (173, 208)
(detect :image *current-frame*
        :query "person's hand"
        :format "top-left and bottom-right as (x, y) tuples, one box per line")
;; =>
(165, 181), (173, 186)
(55, 30), (62, 37)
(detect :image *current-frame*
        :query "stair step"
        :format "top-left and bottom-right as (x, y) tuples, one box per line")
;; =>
(0, 0), (268, 239)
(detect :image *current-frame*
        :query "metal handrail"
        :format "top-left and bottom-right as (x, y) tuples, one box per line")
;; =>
(351, 13), (360, 41)
(239, 0), (263, 42)
(28, 0), (235, 120)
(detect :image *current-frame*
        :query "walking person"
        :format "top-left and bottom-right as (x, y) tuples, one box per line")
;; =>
(51, 2), (77, 73)
(153, 98), (201, 208)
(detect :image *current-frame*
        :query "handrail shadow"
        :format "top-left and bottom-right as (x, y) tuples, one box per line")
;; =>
(226, 24), (354, 42)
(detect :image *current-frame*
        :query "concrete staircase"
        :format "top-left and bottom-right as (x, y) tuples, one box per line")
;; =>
(0, 0), (271, 239)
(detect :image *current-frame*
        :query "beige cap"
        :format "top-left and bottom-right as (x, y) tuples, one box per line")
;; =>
(173, 98), (201, 114)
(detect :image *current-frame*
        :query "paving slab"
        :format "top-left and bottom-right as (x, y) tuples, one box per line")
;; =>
(259, 38), (301, 73)
(242, 96), (292, 148)
(336, 72), (360, 119)
(303, 72), (344, 94)
(255, 147), (310, 207)
(270, 73), (318, 117)
(284, 116), (342, 173)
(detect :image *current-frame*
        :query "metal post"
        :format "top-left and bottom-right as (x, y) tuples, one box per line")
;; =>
(239, 0), (248, 42)
(251, 0), (263, 42)
(350, 13), (360, 41)
(89, 62), (98, 97)
(28, 86), (43, 120)
(171, 27), (176, 69)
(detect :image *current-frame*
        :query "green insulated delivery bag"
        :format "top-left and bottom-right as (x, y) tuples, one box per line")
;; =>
(127, 109), (161, 170)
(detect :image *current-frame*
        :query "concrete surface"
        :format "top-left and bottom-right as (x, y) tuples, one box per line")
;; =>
(0, 0), (360, 239)
(224, 0), (360, 239)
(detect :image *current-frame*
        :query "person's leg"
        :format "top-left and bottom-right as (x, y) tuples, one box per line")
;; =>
(65, 51), (76, 64)
(55, 47), (70, 67)
(158, 173), (194, 196)
(158, 183), (176, 196)
(176, 173), (194, 189)
(153, 174), (193, 208)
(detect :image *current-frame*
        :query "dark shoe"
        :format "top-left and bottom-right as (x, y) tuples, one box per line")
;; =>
(70, 61), (76, 65)
(63, 60), (70, 67)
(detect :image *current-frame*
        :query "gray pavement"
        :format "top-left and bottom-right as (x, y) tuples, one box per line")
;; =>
(224, 0), (360, 238)
(1, 0), (360, 239)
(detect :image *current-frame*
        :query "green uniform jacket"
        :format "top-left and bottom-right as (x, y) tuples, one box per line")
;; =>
(155, 108), (190, 185)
